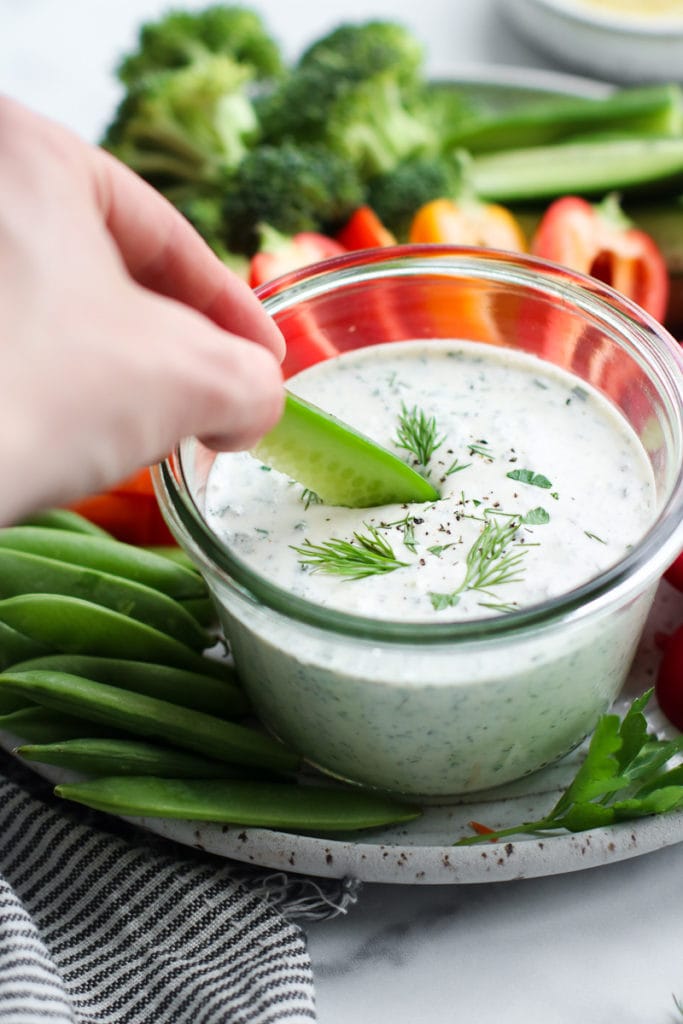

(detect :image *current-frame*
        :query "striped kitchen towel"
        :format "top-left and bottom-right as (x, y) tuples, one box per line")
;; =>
(0, 750), (359, 1024)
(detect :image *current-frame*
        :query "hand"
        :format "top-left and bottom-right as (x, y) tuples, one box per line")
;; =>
(0, 95), (285, 524)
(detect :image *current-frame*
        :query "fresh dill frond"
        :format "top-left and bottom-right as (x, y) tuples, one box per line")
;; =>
(393, 403), (444, 467)
(429, 518), (527, 611)
(292, 524), (410, 581)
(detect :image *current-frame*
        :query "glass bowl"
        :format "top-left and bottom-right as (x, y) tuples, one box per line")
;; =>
(153, 245), (683, 799)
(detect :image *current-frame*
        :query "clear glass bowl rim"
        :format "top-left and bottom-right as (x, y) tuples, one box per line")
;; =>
(154, 244), (683, 645)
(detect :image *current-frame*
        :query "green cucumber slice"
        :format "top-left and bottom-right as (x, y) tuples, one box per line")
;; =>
(252, 393), (440, 508)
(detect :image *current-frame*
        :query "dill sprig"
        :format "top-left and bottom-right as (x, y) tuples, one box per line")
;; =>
(292, 524), (409, 581)
(394, 404), (443, 467)
(429, 518), (527, 611)
(300, 487), (322, 510)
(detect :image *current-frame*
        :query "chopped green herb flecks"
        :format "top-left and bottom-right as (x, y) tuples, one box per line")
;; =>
(506, 468), (553, 489)
(585, 530), (607, 544)
(292, 525), (410, 580)
(522, 507), (550, 525)
(301, 488), (323, 510)
(468, 441), (493, 460)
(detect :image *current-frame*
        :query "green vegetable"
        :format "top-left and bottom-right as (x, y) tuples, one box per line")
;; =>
(253, 393), (440, 508)
(0, 619), (51, 670)
(19, 508), (111, 537)
(221, 142), (363, 255)
(293, 524), (410, 581)
(18, 738), (261, 780)
(117, 4), (284, 87)
(471, 136), (683, 202)
(0, 670), (299, 774)
(457, 690), (683, 844)
(0, 707), (123, 743)
(258, 22), (436, 180)
(0, 595), (227, 679)
(0, 548), (211, 651)
(10, 655), (247, 718)
(103, 55), (259, 189)
(54, 776), (420, 831)
(0, 527), (206, 600)
(366, 154), (461, 239)
(446, 83), (683, 154)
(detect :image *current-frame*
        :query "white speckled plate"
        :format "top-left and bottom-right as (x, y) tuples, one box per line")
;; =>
(3, 65), (682, 885)
(2, 580), (682, 884)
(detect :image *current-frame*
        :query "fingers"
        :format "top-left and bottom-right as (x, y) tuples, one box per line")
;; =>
(93, 148), (285, 362)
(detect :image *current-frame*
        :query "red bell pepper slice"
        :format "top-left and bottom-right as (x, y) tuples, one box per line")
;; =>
(336, 206), (396, 250)
(531, 194), (669, 323)
(655, 623), (683, 730)
(665, 551), (683, 592)
(248, 224), (346, 289)
(68, 467), (176, 546)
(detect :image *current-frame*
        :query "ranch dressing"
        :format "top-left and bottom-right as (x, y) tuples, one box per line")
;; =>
(205, 340), (656, 622)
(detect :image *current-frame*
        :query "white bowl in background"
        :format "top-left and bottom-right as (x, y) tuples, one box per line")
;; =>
(503, 0), (683, 83)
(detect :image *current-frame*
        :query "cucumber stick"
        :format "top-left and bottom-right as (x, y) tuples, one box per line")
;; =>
(252, 393), (439, 508)
(471, 136), (683, 202)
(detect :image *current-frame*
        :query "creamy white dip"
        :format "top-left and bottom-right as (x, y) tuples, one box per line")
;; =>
(199, 339), (660, 796)
(205, 340), (655, 622)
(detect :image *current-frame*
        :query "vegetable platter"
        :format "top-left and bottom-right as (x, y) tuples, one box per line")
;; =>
(4, 7), (683, 882)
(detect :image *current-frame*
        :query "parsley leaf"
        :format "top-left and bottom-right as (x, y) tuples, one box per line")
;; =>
(506, 468), (553, 489)
(456, 691), (683, 844)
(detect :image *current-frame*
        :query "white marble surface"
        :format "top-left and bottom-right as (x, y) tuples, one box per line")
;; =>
(2, 1), (683, 1021)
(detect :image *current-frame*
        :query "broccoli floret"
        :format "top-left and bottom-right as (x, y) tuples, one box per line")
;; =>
(118, 5), (284, 86)
(103, 54), (259, 189)
(298, 20), (424, 89)
(257, 23), (436, 181)
(221, 143), (364, 255)
(367, 155), (463, 239)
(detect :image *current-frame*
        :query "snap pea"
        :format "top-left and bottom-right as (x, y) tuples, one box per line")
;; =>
(0, 670), (299, 774)
(0, 549), (212, 651)
(20, 508), (111, 537)
(0, 620), (52, 670)
(0, 527), (206, 600)
(143, 545), (197, 571)
(0, 707), (122, 743)
(18, 738), (262, 779)
(54, 776), (421, 830)
(0, 595), (227, 679)
(0, 691), (31, 715)
(10, 655), (249, 718)
(178, 596), (217, 628)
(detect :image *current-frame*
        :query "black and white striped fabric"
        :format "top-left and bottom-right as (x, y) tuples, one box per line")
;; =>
(0, 751), (354, 1023)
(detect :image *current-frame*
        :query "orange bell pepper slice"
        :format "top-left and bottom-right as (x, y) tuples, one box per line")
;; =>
(409, 197), (527, 252)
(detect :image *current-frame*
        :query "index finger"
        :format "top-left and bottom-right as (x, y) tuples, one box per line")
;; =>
(93, 147), (285, 361)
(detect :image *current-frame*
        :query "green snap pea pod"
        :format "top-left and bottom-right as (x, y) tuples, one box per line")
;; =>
(177, 597), (217, 628)
(0, 671), (299, 774)
(0, 549), (212, 651)
(0, 707), (123, 743)
(0, 595), (227, 680)
(143, 546), (196, 571)
(20, 509), (111, 537)
(0, 690), (32, 714)
(0, 527), (206, 600)
(0, 620), (52, 670)
(10, 655), (249, 718)
(54, 776), (421, 830)
(18, 738), (268, 779)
